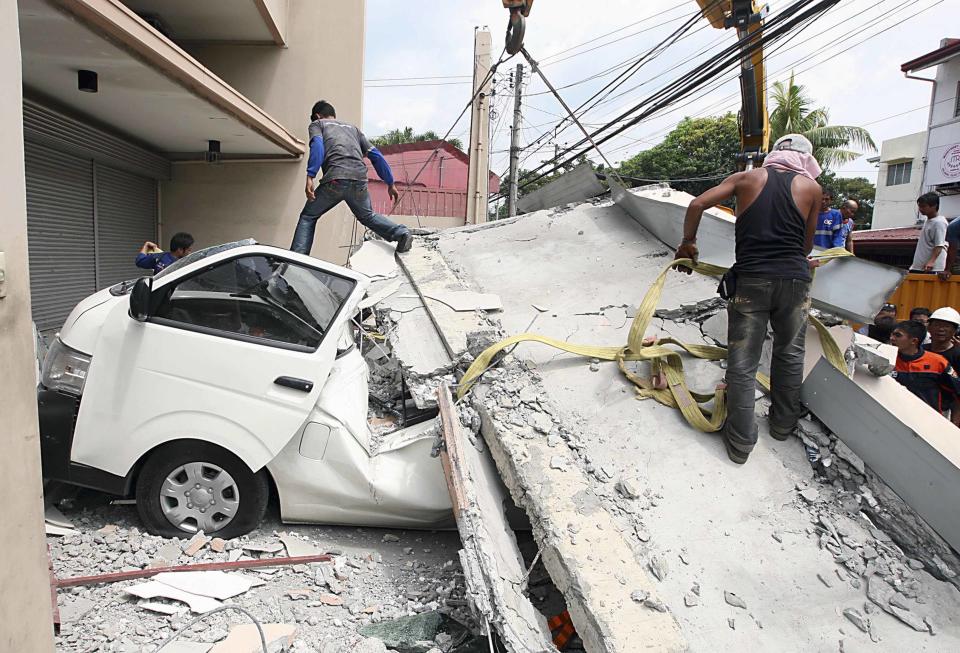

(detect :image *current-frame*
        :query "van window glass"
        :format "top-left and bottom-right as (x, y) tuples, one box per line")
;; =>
(153, 255), (355, 350)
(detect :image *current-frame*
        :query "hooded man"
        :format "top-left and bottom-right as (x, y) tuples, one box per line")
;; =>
(675, 134), (823, 464)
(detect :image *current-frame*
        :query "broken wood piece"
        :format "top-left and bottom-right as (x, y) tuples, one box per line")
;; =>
(54, 553), (332, 588)
(437, 384), (555, 652)
(208, 623), (296, 653)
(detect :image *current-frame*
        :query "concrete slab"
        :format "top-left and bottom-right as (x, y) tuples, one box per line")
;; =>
(430, 201), (960, 651)
(348, 239), (398, 279)
(609, 181), (908, 324)
(517, 162), (606, 214)
(396, 243), (493, 360)
(802, 357), (960, 555)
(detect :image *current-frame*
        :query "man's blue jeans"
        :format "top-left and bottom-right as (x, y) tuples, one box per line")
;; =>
(725, 276), (811, 455)
(291, 179), (408, 255)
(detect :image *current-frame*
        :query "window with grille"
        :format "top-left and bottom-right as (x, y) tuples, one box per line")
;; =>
(955, 81), (960, 117)
(886, 161), (912, 186)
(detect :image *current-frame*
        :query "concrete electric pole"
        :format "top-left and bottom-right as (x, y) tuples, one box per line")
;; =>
(507, 63), (524, 218)
(466, 28), (492, 225)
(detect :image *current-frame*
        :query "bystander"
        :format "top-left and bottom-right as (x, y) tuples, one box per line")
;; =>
(890, 320), (958, 414)
(910, 193), (948, 273)
(813, 190), (842, 249)
(857, 303), (897, 342)
(928, 307), (960, 425)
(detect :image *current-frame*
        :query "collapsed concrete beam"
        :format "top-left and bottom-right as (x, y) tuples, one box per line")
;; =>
(608, 180), (907, 324)
(437, 385), (555, 652)
(469, 379), (688, 653)
(517, 162), (606, 214)
(802, 357), (960, 557)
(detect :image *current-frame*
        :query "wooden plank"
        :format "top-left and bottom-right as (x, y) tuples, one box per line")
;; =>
(437, 385), (555, 653)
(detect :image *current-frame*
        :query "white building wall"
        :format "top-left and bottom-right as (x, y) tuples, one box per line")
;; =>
(871, 132), (925, 230)
(925, 50), (960, 218)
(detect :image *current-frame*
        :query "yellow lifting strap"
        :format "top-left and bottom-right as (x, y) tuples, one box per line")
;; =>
(456, 248), (854, 434)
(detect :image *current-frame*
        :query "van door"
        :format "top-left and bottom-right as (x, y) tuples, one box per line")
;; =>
(72, 252), (367, 477)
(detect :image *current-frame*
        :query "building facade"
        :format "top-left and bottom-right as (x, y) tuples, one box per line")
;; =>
(364, 140), (501, 230)
(17, 0), (365, 332)
(903, 38), (960, 219)
(868, 132), (926, 230)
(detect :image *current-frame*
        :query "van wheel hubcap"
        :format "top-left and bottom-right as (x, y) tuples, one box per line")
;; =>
(160, 462), (240, 533)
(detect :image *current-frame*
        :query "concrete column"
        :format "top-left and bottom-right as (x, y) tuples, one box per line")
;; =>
(465, 29), (492, 225)
(0, 3), (56, 650)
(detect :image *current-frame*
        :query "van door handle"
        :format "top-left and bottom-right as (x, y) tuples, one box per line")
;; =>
(274, 376), (314, 393)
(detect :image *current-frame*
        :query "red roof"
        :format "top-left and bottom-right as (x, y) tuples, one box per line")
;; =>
(376, 140), (470, 167)
(902, 38), (960, 72)
(852, 225), (920, 245)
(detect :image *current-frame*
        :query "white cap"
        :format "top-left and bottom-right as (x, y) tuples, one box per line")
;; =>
(930, 306), (960, 326)
(772, 133), (814, 155)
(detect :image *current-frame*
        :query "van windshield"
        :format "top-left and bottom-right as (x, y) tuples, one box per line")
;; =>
(153, 239), (257, 281)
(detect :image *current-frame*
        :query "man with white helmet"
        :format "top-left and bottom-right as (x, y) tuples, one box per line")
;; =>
(928, 307), (960, 425)
(675, 134), (823, 464)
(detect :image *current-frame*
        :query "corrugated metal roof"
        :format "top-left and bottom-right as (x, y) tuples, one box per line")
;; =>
(852, 225), (920, 244)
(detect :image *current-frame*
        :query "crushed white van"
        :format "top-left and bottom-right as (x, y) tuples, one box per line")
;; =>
(38, 241), (452, 537)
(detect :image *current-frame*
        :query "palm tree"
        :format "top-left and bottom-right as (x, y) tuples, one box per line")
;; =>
(371, 127), (463, 152)
(769, 72), (876, 169)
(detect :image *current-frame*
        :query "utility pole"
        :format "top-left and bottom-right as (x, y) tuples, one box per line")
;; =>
(466, 28), (492, 225)
(507, 63), (524, 218)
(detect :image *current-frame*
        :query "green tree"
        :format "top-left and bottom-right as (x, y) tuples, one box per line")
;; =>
(769, 72), (876, 169)
(819, 170), (876, 229)
(371, 126), (463, 152)
(615, 114), (740, 197)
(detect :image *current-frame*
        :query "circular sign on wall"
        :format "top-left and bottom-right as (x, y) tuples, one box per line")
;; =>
(942, 143), (960, 179)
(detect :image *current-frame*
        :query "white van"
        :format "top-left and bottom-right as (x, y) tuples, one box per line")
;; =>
(38, 241), (451, 538)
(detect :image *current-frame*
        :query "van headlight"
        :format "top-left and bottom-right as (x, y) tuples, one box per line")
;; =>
(41, 338), (91, 396)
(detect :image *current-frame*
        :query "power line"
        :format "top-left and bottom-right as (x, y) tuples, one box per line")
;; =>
(565, 0), (935, 167)
(505, 0), (841, 196)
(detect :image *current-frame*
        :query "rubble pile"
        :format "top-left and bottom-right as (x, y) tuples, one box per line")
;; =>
(49, 498), (473, 653)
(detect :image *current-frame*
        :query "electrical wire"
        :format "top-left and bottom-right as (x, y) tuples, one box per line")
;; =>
(154, 606), (268, 653)
(504, 0), (848, 195)
(598, 0), (940, 162)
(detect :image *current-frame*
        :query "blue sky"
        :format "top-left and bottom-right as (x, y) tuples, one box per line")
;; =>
(362, 0), (955, 183)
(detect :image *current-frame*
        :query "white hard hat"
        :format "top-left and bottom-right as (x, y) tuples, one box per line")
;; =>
(930, 306), (960, 326)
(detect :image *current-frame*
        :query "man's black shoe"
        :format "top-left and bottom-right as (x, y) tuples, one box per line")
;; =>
(396, 232), (413, 253)
(769, 425), (793, 441)
(724, 436), (750, 465)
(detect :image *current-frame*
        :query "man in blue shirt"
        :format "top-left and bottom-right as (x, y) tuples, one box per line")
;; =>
(291, 100), (412, 256)
(813, 190), (842, 249)
(938, 216), (960, 280)
(837, 199), (858, 252)
(135, 232), (194, 274)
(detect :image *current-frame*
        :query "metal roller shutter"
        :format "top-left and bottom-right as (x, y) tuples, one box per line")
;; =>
(95, 164), (158, 288)
(24, 141), (96, 331)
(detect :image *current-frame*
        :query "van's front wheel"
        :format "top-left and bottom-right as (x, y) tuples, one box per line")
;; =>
(135, 441), (269, 539)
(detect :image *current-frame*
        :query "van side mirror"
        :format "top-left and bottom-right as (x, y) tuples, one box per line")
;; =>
(130, 277), (153, 322)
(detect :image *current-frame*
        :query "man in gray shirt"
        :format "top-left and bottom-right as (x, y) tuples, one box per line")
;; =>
(291, 100), (412, 255)
(910, 192), (948, 273)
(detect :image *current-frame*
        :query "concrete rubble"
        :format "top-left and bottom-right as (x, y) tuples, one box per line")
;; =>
(45, 188), (960, 652)
(385, 195), (960, 651)
(47, 498), (472, 652)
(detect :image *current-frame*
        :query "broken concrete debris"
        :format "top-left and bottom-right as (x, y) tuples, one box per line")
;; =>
(723, 591), (747, 610)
